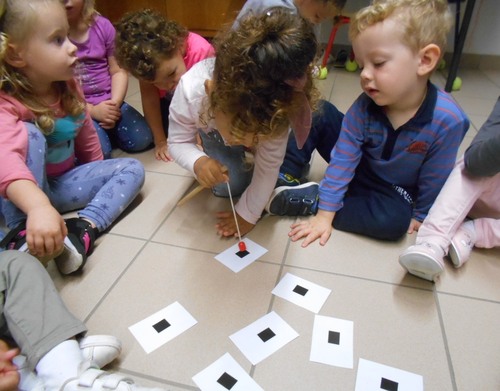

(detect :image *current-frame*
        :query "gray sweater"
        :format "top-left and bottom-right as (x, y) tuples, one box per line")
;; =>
(464, 96), (500, 177)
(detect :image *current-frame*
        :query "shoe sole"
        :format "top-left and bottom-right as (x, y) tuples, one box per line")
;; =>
(399, 252), (443, 282)
(448, 241), (463, 268)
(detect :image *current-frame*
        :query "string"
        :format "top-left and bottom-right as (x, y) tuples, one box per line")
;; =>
(226, 181), (242, 242)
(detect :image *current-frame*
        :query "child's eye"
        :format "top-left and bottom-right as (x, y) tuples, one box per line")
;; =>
(54, 35), (65, 45)
(374, 61), (386, 68)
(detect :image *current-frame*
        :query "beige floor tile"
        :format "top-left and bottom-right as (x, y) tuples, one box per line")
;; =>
(49, 234), (146, 320)
(253, 268), (454, 390)
(438, 293), (500, 390)
(84, 242), (282, 388)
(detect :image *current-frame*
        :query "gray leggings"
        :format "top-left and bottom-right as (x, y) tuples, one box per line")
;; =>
(0, 250), (86, 370)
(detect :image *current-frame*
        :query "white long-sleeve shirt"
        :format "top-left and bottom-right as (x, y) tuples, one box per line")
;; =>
(168, 58), (289, 224)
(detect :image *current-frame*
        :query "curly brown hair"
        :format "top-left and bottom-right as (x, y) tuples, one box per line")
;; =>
(207, 7), (320, 142)
(114, 9), (188, 82)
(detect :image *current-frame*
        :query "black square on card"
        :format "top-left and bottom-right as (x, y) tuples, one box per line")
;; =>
(217, 372), (238, 390)
(152, 319), (170, 333)
(236, 250), (250, 258)
(380, 377), (399, 391)
(293, 284), (308, 296)
(258, 327), (276, 342)
(328, 330), (340, 345)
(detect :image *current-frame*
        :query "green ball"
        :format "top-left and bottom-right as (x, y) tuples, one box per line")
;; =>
(452, 76), (462, 91)
(437, 59), (446, 70)
(345, 59), (358, 72)
(318, 67), (328, 80)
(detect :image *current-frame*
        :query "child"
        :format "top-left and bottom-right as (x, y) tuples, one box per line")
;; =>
(114, 9), (214, 162)
(272, 0), (469, 246)
(168, 7), (320, 237)
(399, 97), (500, 281)
(235, 0), (346, 25)
(0, 250), (164, 391)
(64, 0), (152, 159)
(0, 0), (145, 275)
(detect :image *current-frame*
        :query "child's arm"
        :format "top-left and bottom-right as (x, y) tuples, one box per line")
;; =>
(139, 81), (172, 161)
(108, 56), (128, 108)
(6, 180), (67, 258)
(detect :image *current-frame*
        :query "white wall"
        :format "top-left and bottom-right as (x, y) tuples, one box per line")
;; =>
(319, 0), (500, 56)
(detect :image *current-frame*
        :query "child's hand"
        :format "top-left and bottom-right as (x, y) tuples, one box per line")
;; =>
(407, 218), (422, 234)
(193, 157), (229, 188)
(0, 341), (19, 391)
(289, 210), (336, 247)
(90, 101), (121, 129)
(154, 140), (173, 162)
(215, 211), (255, 237)
(26, 204), (67, 258)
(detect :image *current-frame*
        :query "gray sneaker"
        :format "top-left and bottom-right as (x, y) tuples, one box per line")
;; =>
(265, 182), (319, 216)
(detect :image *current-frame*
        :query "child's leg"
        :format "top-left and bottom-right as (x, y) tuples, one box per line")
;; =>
(333, 170), (412, 240)
(417, 159), (487, 252)
(279, 100), (344, 180)
(1, 123), (48, 229)
(198, 130), (253, 197)
(115, 102), (153, 153)
(48, 158), (145, 232)
(0, 250), (86, 370)
(467, 172), (500, 248)
(92, 120), (113, 160)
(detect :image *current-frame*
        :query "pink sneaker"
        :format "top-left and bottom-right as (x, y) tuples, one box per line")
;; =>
(399, 242), (445, 282)
(449, 221), (476, 268)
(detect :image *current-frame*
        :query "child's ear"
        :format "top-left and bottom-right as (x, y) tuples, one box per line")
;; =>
(4, 44), (26, 68)
(417, 43), (441, 76)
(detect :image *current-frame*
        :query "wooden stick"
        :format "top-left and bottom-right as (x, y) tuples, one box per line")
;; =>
(177, 184), (205, 206)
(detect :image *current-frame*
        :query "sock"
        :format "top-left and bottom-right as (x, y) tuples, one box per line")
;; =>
(35, 340), (83, 390)
(463, 220), (476, 240)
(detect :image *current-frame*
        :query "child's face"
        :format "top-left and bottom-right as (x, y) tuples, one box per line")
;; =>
(15, 2), (78, 90)
(149, 52), (187, 91)
(214, 109), (257, 148)
(295, 0), (340, 24)
(62, 0), (84, 25)
(352, 18), (422, 110)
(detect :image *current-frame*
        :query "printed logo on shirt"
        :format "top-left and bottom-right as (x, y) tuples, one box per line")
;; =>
(406, 141), (429, 154)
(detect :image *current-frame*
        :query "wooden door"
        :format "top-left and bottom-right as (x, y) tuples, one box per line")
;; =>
(95, 0), (167, 23)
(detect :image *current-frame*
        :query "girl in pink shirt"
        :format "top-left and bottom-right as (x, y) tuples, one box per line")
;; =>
(115, 9), (215, 162)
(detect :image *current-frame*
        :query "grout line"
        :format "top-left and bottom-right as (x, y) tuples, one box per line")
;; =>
(434, 288), (458, 391)
(119, 368), (197, 390)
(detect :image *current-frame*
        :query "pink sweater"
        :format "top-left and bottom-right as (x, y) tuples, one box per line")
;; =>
(0, 81), (102, 197)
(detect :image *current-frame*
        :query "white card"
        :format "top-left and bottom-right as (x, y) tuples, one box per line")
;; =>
(192, 353), (264, 391)
(128, 301), (197, 354)
(215, 238), (268, 273)
(272, 273), (331, 313)
(229, 311), (299, 365)
(310, 315), (354, 368)
(355, 358), (423, 391)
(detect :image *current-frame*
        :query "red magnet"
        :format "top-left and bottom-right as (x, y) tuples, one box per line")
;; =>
(238, 241), (247, 252)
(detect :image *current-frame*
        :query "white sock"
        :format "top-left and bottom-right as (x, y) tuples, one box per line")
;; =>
(35, 339), (83, 390)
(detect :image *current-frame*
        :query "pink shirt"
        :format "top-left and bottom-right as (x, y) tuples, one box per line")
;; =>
(0, 80), (102, 197)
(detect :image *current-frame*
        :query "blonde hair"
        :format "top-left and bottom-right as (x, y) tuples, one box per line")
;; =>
(0, 0), (85, 134)
(207, 7), (320, 142)
(349, 0), (452, 55)
(79, 0), (97, 26)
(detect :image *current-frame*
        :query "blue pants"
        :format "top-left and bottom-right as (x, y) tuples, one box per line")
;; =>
(198, 130), (253, 197)
(94, 102), (153, 159)
(280, 100), (344, 179)
(1, 123), (145, 232)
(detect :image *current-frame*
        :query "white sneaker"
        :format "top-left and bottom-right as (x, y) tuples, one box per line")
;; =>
(399, 242), (445, 282)
(60, 366), (167, 391)
(449, 220), (476, 268)
(79, 335), (122, 368)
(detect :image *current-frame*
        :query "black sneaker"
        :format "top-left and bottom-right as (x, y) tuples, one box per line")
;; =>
(54, 218), (96, 275)
(276, 172), (301, 187)
(265, 182), (319, 216)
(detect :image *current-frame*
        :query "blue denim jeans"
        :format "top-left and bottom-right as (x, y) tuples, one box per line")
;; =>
(198, 130), (253, 197)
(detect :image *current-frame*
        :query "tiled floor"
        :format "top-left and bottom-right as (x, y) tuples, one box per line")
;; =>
(51, 65), (500, 390)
